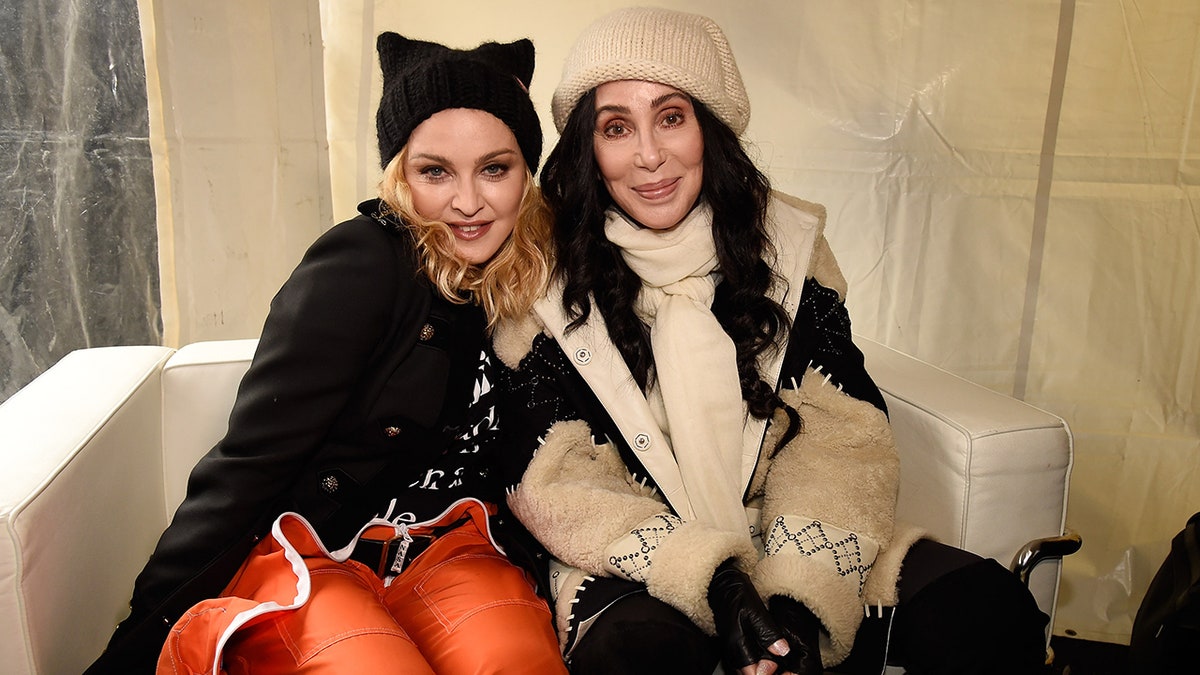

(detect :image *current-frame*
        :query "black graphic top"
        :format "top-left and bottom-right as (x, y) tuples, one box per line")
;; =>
(375, 347), (502, 524)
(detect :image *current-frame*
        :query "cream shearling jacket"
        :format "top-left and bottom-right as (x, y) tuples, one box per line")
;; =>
(493, 193), (925, 666)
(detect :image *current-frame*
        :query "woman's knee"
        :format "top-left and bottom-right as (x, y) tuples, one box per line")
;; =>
(892, 556), (1049, 674)
(224, 564), (436, 675)
(460, 608), (565, 674)
(412, 601), (564, 674)
(391, 545), (565, 674)
(569, 592), (718, 675)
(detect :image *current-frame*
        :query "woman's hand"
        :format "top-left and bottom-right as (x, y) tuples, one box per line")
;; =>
(768, 595), (824, 674)
(707, 560), (792, 674)
(740, 654), (790, 675)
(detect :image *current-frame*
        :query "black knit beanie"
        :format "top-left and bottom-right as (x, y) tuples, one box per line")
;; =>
(375, 32), (543, 172)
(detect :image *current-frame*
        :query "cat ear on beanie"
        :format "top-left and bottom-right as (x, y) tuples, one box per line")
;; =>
(376, 32), (446, 81)
(473, 38), (536, 90)
(373, 32), (543, 171)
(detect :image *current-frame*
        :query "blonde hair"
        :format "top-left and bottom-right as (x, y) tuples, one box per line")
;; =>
(377, 149), (553, 330)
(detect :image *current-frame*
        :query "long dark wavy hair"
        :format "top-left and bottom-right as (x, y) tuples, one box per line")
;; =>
(540, 89), (790, 420)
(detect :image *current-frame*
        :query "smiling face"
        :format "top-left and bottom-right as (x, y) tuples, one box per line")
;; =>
(591, 80), (705, 231)
(403, 108), (527, 265)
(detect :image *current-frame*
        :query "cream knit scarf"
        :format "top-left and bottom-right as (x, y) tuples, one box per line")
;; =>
(604, 204), (749, 535)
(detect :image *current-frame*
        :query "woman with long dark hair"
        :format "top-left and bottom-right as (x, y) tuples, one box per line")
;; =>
(494, 7), (1049, 675)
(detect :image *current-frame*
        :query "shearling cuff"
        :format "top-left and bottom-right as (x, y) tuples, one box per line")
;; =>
(752, 547), (865, 667)
(863, 520), (928, 607)
(641, 520), (757, 635)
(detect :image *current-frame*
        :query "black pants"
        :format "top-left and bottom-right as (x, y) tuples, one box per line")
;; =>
(567, 540), (1049, 675)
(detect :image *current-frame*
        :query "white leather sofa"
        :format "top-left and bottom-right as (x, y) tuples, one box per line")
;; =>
(0, 337), (1074, 674)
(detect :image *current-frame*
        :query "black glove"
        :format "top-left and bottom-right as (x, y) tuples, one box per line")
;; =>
(707, 559), (789, 671)
(768, 595), (824, 674)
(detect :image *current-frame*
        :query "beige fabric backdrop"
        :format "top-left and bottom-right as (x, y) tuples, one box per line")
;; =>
(143, 0), (1200, 644)
(138, 0), (333, 347)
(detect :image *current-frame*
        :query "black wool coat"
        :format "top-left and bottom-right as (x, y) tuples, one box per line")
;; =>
(86, 200), (501, 674)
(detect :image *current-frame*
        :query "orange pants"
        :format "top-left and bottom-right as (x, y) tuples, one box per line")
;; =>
(158, 499), (566, 674)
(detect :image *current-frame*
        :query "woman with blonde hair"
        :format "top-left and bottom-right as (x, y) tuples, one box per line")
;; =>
(87, 32), (564, 675)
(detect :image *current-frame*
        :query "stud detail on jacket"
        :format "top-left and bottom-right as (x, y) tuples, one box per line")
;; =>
(320, 475), (339, 494)
(419, 323), (435, 341)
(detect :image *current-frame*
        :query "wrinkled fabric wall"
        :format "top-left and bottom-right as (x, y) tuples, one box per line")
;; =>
(0, 0), (159, 401)
(318, 0), (1199, 644)
(1017, 1), (1200, 641)
(53, 0), (1191, 644)
(137, 0), (332, 347)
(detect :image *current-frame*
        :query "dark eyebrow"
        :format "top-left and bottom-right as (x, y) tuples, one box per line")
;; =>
(651, 91), (689, 109)
(596, 91), (690, 117)
(408, 152), (451, 164)
(477, 148), (519, 164)
(595, 103), (631, 117)
(407, 148), (519, 165)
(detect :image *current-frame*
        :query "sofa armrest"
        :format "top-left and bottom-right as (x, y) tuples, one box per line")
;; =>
(0, 346), (174, 675)
(856, 336), (1073, 627)
(161, 338), (258, 517)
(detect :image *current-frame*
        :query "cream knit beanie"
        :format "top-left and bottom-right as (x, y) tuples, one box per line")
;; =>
(552, 7), (750, 135)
